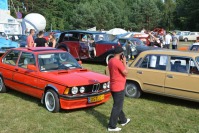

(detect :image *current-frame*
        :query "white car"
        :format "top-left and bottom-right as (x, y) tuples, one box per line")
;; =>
(176, 31), (190, 38)
(179, 32), (199, 42)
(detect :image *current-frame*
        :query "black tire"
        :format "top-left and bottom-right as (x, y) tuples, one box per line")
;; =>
(184, 38), (188, 42)
(125, 82), (142, 98)
(44, 89), (60, 113)
(0, 76), (7, 93)
(106, 54), (114, 64)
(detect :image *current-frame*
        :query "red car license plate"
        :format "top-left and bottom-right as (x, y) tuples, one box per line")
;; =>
(88, 95), (104, 103)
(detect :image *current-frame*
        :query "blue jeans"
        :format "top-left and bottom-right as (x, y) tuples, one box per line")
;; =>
(108, 90), (127, 128)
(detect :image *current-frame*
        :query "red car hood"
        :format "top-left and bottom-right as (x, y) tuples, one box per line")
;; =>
(39, 69), (109, 87)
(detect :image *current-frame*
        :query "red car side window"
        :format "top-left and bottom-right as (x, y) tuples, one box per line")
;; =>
(18, 52), (36, 69)
(2, 50), (20, 66)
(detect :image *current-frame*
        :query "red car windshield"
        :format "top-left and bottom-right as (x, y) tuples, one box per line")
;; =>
(38, 52), (81, 71)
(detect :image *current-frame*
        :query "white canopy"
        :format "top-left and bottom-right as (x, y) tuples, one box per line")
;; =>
(106, 28), (127, 35)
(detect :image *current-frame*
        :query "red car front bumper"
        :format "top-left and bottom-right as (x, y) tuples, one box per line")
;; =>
(59, 91), (111, 110)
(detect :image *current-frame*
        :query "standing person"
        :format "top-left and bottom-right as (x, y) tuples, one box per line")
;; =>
(48, 33), (56, 48)
(26, 29), (35, 47)
(148, 31), (156, 47)
(165, 32), (172, 49)
(172, 31), (179, 49)
(34, 31), (47, 47)
(141, 28), (146, 33)
(107, 46), (130, 132)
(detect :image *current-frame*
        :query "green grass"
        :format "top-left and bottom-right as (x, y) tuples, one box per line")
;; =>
(1, 42), (199, 133)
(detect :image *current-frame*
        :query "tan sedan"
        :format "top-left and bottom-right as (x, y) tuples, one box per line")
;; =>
(125, 50), (199, 102)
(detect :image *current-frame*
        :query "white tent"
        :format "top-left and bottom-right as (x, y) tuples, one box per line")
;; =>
(0, 10), (21, 34)
(106, 28), (127, 35)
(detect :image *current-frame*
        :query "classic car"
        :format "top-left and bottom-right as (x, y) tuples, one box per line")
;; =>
(124, 50), (199, 102)
(0, 47), (111, 112)
(111, 37), (149, 59)
(9, 34), (28, 47)
(179, 32), (199, 42)
(57, 30), (153, 64)
(0, 36), (19, 55)
(57, 30), (115, 63)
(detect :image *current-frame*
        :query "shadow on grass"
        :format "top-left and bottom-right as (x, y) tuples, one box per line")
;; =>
(82, 60), (106, 66)
(84, 106), (109, 128)
(140, 93), (199, 109)
(60, 104), (109, 127)
(7, 89), (44, 106)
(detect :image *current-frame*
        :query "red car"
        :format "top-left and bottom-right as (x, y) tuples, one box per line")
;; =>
(57, 30), (118, 64)
(0, 47), (111, 112)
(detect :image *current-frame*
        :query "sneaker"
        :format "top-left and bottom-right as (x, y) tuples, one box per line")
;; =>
(108, 127), (122, 132)
(121, 118), (131, 126)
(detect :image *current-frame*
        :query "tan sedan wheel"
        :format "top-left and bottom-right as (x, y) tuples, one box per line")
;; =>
(125, 82), (142, 98)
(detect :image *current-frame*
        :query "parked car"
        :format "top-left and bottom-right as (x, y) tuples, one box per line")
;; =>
(8, 34), (28, 47)
(179, 32), (199, 42)
(57, 30), (155, 64)
(0, 47), (111, 112)
(0, 36), (19, 55)
(57, 30), (114, 63)
(176, 31), (190, 38)
(0, 32), (8, 39)
(123, 50), (199, 102)
(178, 42), (199, 51)
(111, 37), (147, 58)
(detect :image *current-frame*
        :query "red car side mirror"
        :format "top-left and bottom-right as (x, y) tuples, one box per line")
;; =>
(27, 64), (37, 71)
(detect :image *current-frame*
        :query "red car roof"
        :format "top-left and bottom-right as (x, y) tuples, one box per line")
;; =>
(12, 47), (62, 53)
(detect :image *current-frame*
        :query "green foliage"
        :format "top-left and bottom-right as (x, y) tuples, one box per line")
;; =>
(10, 0), (199, 31)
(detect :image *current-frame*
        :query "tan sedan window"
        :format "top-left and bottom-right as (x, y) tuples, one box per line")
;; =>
(170, 57), (190, 73)
(139, 55), (168, 71)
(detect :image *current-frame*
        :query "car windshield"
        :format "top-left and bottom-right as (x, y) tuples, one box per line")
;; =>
(93, 33), (109, 42)
(176, 32), (181, 35)
(38, 52), (82, 71)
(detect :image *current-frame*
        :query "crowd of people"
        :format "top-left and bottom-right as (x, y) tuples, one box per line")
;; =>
(26, 29), (56, 48)
(145, 29), (179, 49)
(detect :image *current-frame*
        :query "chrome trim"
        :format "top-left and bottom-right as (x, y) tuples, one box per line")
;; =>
(92, 83), (100, 92)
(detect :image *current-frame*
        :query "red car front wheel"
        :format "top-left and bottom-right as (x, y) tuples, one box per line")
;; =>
(44, 89), (60, 112)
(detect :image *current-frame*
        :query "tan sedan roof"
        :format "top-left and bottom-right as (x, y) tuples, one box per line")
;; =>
(139, 50), (199, 58)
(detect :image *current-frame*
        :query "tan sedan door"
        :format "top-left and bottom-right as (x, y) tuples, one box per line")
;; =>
(137, 54), (168, 93)
(165, 57), (199, 101)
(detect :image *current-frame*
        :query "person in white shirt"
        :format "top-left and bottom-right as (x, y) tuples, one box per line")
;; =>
(164, 32), (172, 49)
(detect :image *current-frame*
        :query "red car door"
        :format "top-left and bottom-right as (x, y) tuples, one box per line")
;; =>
(12, 52), (42, 98)
(0, 50), (21, 89)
